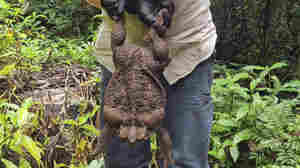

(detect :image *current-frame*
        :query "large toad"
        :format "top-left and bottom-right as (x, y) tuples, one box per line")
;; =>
(102, 9), (174, 168)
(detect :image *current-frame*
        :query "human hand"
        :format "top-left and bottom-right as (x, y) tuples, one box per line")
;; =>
(101, 0), (126, 21)
(151, 8), (170, 37)
(159, 0), (175, 28)
(132, 0), (174, 36)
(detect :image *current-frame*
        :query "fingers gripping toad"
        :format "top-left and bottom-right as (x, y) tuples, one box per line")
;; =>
(98, 0), (175, 36)
(102, 9), (174, 168)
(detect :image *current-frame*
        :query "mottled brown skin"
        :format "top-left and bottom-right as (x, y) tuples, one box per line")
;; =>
(158, 127), (174, 167)
(102, 10), (174, 168)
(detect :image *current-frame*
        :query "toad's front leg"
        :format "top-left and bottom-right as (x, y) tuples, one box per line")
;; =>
(111, 19), (126, 50)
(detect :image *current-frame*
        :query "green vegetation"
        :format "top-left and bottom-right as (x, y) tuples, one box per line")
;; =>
(1, 0), (103, 167)
(1, 0), (300, 168)
(210, 63), (300, 168)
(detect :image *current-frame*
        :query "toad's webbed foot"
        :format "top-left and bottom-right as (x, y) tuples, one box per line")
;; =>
(120, 125), (148, 142)
(103, 105), (131, 125)
(137, 107), (165, 128)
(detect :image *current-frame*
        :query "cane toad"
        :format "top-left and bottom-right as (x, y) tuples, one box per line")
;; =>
(102, 9), (174, 168)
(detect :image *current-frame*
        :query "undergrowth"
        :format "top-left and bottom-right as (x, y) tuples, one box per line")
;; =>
(0, 0), (100, 69)
(1, 1), (103, 168)
(210, 63), (300, 168)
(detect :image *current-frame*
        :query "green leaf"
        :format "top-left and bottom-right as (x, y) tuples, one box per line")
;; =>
(232, 73), (250, 82)
(81, 124), (100, 136)
(210, 136), (222, 147)
(269, 62), (288, 71)
(230, 145), (239, 163)
(242, 65), (265, 71)
(208, 150), (218, 159)
(20, 158), (32, 168)
(223, 139), (233, 147)
(6, 110), (17, 126)
(233, 129), (252, 145)
(1, 159), (18, 168)
(21, 135), (43, 166)
(216, 148), (226, 161)
(250, 79), (261, 91)
(232, 86), (250, 99)
(208, 148), (226, 161)
(271, 76), (281, 95)
(0, 113), (5, 125)
(78, 138), (87, 151)
(216, 119), (236, 128)
(0, 64), (16, 76)
(88, 159), (105, 168)
(18, 33), (28, 39)
(150, 133), (158, 151)
(10, 131), (25, 156)
(93, 14), (105, 20)
(255, 87), (272, 93)
(54, 161), (68, 168)
(279, 88), (299, 93)
(252, 93), (266, 112)
(64, 119), (77, 126)
(271, 76), (281, 88)
(90, 105), (100, 118)
(213, 78), (229, 86)
(0, 102), (19, 109)
(78, 114), (89, 125)
(283, 80), (300, 89)
(17, 98), (34, 127)
(0, 0), (10, 9)
(236, 104), (249, 121)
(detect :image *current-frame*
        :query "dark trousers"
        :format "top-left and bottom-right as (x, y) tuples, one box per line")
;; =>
(98, 57), (214, 168)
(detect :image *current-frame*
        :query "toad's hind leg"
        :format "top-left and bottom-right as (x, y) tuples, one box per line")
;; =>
(95, 124), (113, 156)
(158, 127), (174, 168)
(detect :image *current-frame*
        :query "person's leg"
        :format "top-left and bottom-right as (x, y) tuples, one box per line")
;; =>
(163, 58), (214, 168)
(97, 65), (152, 168)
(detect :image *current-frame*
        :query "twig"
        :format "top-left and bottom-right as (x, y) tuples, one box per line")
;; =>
(63, 65), (71, 121)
